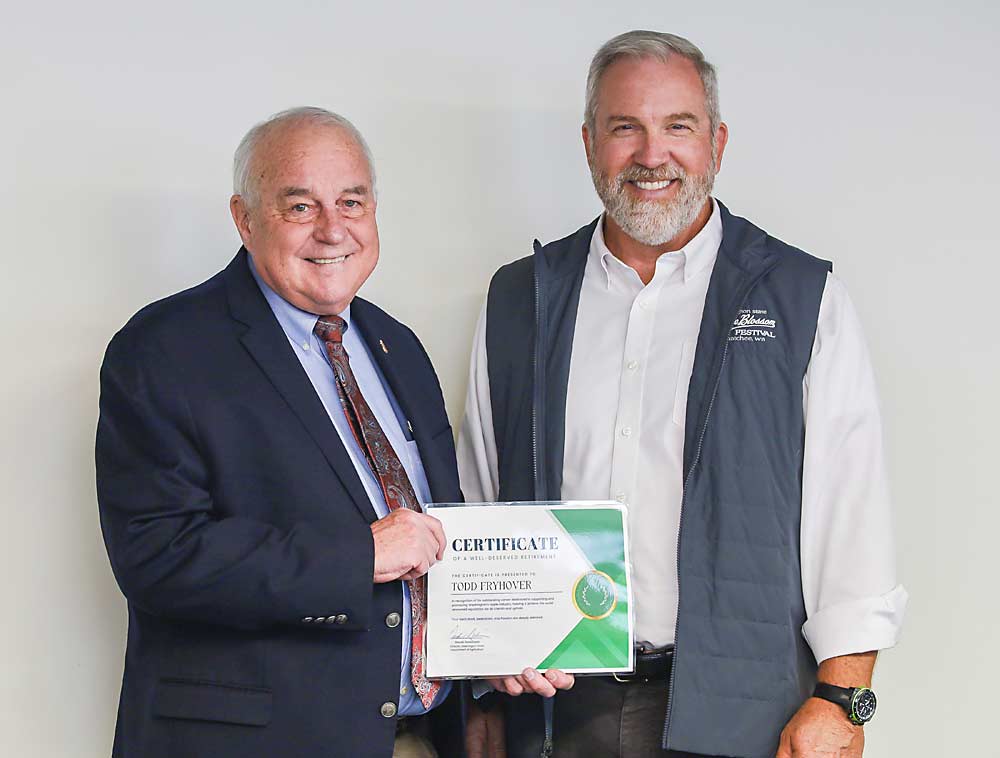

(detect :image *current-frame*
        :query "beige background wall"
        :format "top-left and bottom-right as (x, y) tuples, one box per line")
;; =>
(2, 1), (997, 755)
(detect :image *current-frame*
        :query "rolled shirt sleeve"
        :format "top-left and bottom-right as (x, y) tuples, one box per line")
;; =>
(800, 273), (908, 663)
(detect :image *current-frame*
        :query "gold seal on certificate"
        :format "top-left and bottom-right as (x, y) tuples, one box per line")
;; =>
(424, 501), (634, 678)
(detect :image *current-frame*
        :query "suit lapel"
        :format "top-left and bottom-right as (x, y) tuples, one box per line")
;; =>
(351, 300), (451, 504)
(351, 300), (420, 427)
(223, 250), (378, 523)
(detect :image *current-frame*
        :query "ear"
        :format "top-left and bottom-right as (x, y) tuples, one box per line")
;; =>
(582, 123), (593, 164)
(230, 195), (253, 245)
(713, 121), (729, 173)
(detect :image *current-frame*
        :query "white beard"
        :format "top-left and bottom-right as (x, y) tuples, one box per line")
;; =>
(590, 158), (716, 247)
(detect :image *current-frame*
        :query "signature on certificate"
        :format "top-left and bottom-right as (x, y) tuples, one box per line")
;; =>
(450, 625), (490, 641)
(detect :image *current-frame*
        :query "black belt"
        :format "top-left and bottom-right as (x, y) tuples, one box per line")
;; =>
(612, 644), (674, 683)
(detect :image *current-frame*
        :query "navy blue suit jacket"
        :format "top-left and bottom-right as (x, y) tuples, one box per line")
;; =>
(96, 250), (463, 757)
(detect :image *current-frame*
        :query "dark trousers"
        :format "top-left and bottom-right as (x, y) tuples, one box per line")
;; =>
(505, 677), (727, 758)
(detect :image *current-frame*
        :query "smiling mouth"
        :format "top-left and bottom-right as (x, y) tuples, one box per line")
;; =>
(307, 255), (351, 265)
(629, 179), (676, 191)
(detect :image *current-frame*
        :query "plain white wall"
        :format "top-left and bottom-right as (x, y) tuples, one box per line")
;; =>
(2, 1), (997, 755)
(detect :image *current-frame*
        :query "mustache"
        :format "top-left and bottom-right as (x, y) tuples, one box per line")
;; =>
(617, 164), (686, 183)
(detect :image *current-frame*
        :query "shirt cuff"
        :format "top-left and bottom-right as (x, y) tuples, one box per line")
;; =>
(801, 585), (909, 664)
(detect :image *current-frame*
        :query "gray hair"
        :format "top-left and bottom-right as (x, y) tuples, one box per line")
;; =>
(232, 106), (376, 208)
(585, 30), (720, 141)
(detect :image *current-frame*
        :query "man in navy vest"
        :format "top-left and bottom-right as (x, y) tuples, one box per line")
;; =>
(97, 107), (465, 757)
(458, 31), (906, 758)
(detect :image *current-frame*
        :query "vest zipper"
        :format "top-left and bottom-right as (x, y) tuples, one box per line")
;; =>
(532, 244), (546, 500)
(663, 335), (730, 746)
(533, 244), (554, 757)
(662, 264), (778, 749)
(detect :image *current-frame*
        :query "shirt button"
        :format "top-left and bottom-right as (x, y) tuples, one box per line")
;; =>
(401, 686), (408, 695)
(381, 702), (398, 718)
(386, 612), (402, 628)
(626, 360), (639, 371)
(615, 493), (627, 503)
(334, 614), (348, 625)
(621, 426), (632, 438)
(301, 341), (310, 351)
(638, 299), (650, 310)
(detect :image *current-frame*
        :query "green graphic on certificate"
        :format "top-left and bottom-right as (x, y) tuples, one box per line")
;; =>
(424, 502), (634, 678)
(573, 570), (617, 620)
(541, 508), (630, 670)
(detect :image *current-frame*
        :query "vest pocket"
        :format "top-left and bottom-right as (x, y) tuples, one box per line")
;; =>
(153, 678), (272, 726)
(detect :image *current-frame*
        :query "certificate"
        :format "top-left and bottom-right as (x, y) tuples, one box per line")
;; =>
(424, 502), (634, 678)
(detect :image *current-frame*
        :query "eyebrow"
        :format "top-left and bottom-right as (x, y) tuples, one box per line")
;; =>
(607, 112), (701, 124)
(279, 185), (370, 198)
(663, 111), (700, 123)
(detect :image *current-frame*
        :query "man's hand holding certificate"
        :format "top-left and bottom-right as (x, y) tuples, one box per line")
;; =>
(425, 502), (634, 682)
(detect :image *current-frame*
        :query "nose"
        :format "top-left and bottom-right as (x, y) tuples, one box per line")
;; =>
(633, 131), (672, 170)
(313, 207), (348, 245)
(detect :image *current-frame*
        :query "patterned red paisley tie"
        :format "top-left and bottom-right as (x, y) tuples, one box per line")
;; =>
(313, 315), (439, 709)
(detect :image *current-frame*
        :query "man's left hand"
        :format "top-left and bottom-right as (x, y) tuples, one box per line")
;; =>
(487, 668), (574, 697)
(775, 697), (864, 758)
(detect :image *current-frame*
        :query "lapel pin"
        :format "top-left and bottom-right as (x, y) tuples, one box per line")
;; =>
(379, 339), (389, 354)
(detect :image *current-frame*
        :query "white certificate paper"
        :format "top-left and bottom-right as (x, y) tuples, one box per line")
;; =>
(425, 502), (634, 678)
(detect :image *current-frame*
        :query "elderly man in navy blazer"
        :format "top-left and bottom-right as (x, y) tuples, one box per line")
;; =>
(96, 107), (464, 758)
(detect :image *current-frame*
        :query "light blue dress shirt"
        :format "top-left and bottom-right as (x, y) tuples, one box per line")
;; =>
(249, 258), (450, 715)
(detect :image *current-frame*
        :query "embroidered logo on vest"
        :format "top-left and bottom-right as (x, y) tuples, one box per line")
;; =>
(729, 309), (777, 342)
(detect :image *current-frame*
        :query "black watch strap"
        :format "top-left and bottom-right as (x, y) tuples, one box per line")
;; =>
(812, 682), (876, 725)
(813, 683), (853, 710)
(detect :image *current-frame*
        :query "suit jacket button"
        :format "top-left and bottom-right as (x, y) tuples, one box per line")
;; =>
(380, 701), (397, 718)
(314, 616), (326, 623)
(302, 617), (314, 623)
(334, 613), (348, 625)
(385, 612), (402, 628)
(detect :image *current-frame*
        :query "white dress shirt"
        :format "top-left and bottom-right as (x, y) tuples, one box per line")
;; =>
(458, 200), (907, 664)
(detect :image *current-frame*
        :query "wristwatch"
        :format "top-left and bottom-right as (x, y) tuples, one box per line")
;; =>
(812, 683), (877, 725)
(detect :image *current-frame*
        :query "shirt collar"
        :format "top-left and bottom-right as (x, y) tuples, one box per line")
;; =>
(247, 254), (352, 348)
(590, 197), (723, 289)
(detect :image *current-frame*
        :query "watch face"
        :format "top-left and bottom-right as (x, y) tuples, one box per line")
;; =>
(852, 688), (877, 723)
